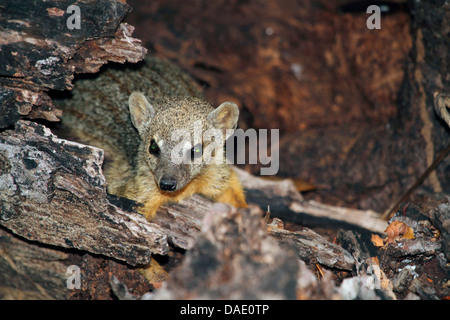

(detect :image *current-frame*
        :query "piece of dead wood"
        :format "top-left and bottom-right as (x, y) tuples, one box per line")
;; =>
(0, 0), (146, 129)
(151, 204), (299, 299)
(0, 121), (370, 297)
(289, 200), (388, 234)
(0, 227), (69, 299)
(153, 194), (212, 250)
(69, 23), (147, 74)
(434, 92), (450, 129)
(234, 168), (388, 234)
(0, 121), (388, 298)
(0, 121), (168, 265)
(378, 215), (442, 258)
(429, 200), (450, 261)
(338, 256), (397, 300)
(154, 167), (381, 249)
(154, 170), (358, 272)
(267, 219), (355, 271)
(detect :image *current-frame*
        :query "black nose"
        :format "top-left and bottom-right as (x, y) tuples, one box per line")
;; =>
(159, 177), (177, 191)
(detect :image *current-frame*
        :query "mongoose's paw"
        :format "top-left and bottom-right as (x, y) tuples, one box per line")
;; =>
(215, 188), (247, 209)
(139, 202), (160, 221)
(216, 170), (247, 208)
(199, 169), (247, 209)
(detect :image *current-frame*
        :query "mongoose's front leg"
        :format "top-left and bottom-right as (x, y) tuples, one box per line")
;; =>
(214, 186), (247, 209)
(140, 202), (160, 221)
(204, 169), (247, 209)
(139, 194), (169, 220)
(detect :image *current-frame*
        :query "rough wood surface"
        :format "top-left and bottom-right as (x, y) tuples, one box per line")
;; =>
(433, 93), (450, 129)
(152, 204), (299, 300)
(236, 168), (388, 234)
(429, 200), (450, 261)
(154, 167), (386, 253)
(0, 121), (371, 298)
(0, 0), (146, 129)
(0, 121), (168, 265)
(153, 167), (371, 274)
(1, 0), (448, 301)
(267, 220), (355, 271)
(0, 227), (69, 300)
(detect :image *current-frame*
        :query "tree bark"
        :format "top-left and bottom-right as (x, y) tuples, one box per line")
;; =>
(0, 121), (168, 264)
(0, 0), (146, 129)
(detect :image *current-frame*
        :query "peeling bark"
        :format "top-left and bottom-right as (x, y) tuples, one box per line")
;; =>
(0, 121), (168, 265)
(0, 0), (146, 129)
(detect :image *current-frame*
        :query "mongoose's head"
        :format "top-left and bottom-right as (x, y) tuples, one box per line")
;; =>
(128, 92), (239, 193)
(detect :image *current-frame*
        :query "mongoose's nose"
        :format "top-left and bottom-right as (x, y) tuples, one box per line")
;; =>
(159, 177), (177, 191)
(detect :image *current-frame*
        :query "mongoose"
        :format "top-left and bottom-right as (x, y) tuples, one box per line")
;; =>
(56, 56), (247, 219)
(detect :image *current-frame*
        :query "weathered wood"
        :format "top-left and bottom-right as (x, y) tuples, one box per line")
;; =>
(1, 0), (448, 301)
(0, 227), (69, 299)
(154, 194), (211, 250)
(267, 219), (355, 271)
(152, 204), (299, 300)
(154, 167), (386, 250)
(0, 87), (62, 129)
(0, 0), (146, 129)
(429, 200), (450, 261)
(69, 23), (148, 74)
(0, 119), (386, 298)
(383, 213), (442, 259)
(289, 200), (387, 234)
(393, 0), (450, 200)
(433, 93), (450, 129)
(0, 121), (168, 265)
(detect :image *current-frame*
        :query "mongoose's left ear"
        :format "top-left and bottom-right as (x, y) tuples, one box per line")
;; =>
(207, 102), (239, 139)
(129, 92), (155, 134)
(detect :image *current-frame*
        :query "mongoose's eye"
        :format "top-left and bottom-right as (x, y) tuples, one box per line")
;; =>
(149, 139), (160, 156)
(190, 143), (203, 159)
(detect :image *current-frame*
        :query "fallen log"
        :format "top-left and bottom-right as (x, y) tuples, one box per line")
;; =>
(267, 219), (355, 271)
(0, 0), (146, 129)
(0, 120), (169, 265)
(0, 121), (364, 282)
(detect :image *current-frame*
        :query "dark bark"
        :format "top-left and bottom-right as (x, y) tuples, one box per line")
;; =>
(0, 0), (146, 129)
(0, 121), (169, 264)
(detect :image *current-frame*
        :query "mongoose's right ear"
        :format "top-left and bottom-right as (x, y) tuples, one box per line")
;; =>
(129, 92), (155, 134)
(207, 102), (239, 140)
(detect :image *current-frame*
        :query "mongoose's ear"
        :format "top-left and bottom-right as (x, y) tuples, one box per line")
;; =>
(129, 92), (155, 134)
(207, 102), (239, 139)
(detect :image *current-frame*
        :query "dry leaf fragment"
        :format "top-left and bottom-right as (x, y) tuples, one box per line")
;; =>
(316, 264), (324, 280)
(292, 178), (319, 192)
(261, 176), (319, 192)
(371, 221), (415, 247)
(385, 221), (415, 243)
(371, 234), (386, 247)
